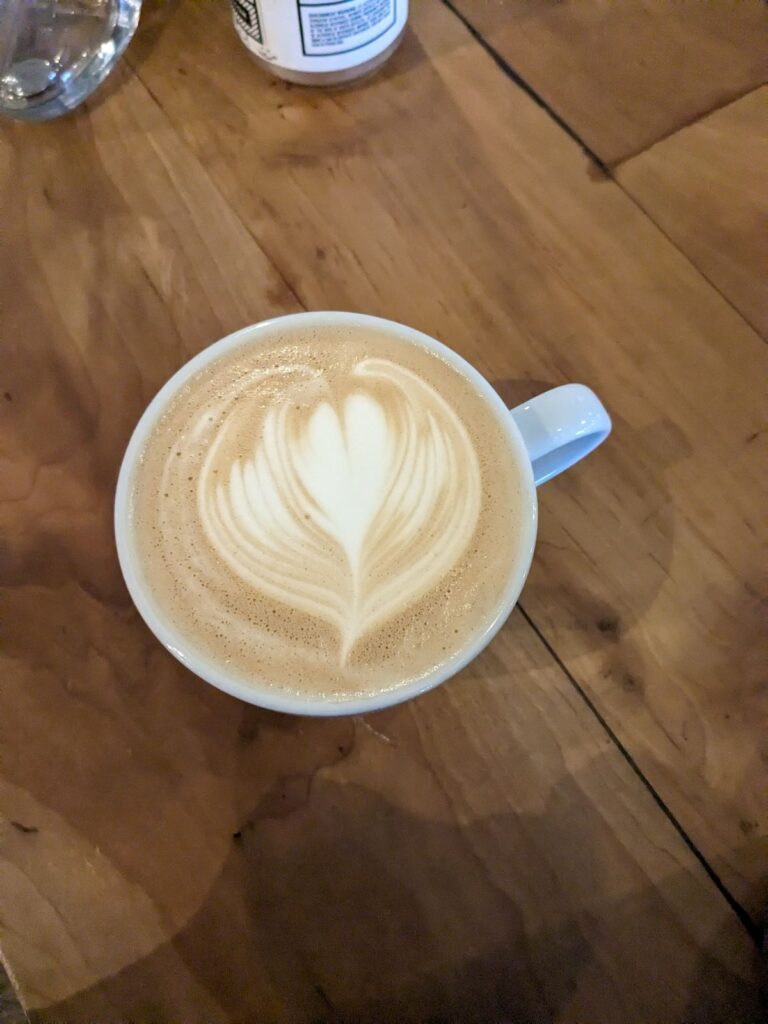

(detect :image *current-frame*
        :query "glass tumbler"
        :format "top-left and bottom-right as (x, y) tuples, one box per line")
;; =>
(0, 0), (141, 121)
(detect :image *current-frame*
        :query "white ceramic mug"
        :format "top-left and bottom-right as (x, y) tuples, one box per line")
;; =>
(115, 312), (610, 715)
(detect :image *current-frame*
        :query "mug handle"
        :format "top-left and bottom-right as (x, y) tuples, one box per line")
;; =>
(510, 384), (611, 486)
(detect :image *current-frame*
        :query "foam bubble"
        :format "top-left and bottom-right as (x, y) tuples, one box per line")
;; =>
(129, 323), (523, 699)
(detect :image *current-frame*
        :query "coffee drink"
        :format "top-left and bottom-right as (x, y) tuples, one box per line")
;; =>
(128, 321), (525, 699)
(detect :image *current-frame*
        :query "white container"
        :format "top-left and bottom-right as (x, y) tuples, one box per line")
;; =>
(231, 0), (408, 86)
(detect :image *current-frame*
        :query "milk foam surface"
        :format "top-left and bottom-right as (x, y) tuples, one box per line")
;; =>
(130, 323), (524, 699)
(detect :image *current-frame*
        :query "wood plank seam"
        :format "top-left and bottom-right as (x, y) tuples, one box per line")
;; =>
(517, 605), (763, 947)
(124, 7), (765, 944)
(617, 168), (767, 342)
(439, 0), (767, 342)
(437, 0), (767, 943)
(609, 82), (767, 169)
(440, 0), (610, 174)
(124, 25), (729, 933)
(614, 87), (768, 341)
(126, 14), (746, 932)
(127, 44), (755, 930)
(443, 0), (767, 168)
(1, 1), (764, 1013)
(125, 40), (736, 916)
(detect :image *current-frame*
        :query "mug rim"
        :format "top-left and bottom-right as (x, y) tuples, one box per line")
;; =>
(114, 311), (538, 715)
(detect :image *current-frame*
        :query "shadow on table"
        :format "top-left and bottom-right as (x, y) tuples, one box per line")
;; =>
(492, 376), (686, 658)
(37, 748), (760, 1024)
(121, 0), (184, 75)
(0, 964), (25, 1024)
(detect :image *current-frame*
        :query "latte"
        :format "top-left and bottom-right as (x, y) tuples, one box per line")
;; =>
(128, 321), (525, 699)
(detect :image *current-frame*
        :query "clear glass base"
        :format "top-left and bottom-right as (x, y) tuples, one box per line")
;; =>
(0, 0), (142, 121)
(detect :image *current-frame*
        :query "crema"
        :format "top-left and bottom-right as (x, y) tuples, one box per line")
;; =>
(128, 322), (524, 699)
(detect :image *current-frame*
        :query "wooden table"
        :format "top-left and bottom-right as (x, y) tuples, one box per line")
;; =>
(1, 1), (766, 1020)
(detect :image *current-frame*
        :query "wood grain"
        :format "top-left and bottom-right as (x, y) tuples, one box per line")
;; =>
(128, 0), (768, 915)
(618, 86), (768, 336)
(0, 535), (760, 1016)
(0, 0), (765, 1019)
(448, 0), (768, 165)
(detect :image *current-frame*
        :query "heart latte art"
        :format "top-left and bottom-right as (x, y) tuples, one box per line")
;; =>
(199, 359), (481, 663)
(130, 326), (523, 699)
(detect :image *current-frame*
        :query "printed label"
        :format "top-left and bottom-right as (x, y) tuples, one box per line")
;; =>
(232, 0), (264, 45)
(232, 0), (407, 73)
(298, 0), (397, 57)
